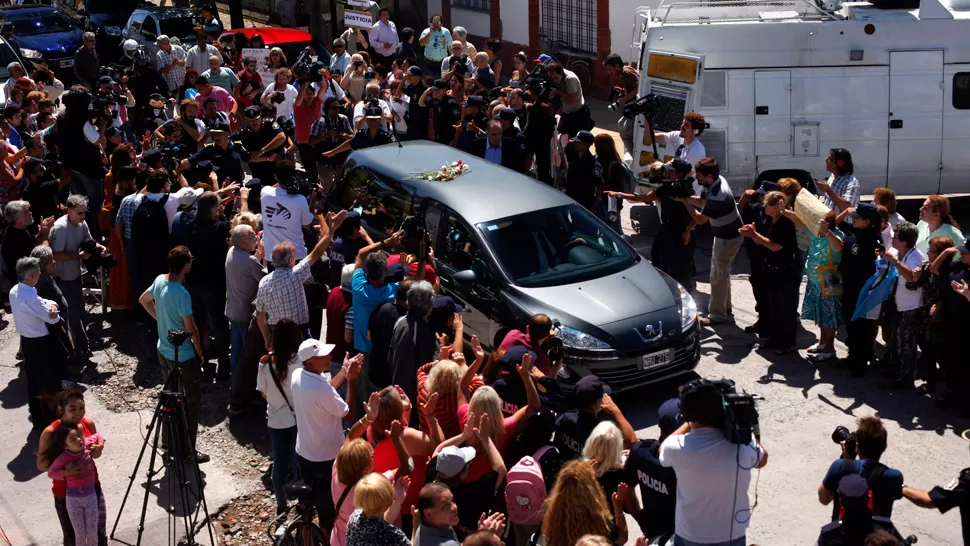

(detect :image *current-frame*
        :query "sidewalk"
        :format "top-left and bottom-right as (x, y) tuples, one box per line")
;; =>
(0, 350), (243, 546)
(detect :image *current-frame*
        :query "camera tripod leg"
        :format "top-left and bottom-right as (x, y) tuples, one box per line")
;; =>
(163, 407), (198, 546)
(136, 411), (165, 546)
(174, 394), (215, 545)
(109, 397), (163, 541)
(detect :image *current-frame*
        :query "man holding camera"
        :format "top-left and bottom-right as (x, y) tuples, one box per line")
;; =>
(660, 381), (768, 546)
(604, 54), (640, 158)
(546, 61), (592, 138)
(818, 415), (903, 521)
(352, 82), (392, 131)
(654, 112), (707, 179)
(139, 245), (208, 463)
(236, 105), (287, 186)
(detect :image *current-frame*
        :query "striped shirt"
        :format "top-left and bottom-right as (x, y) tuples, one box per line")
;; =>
(823, 173), (861, 213)
(157, 46), (187, 92)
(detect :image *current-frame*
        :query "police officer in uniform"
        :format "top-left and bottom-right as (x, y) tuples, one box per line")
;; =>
(419, 79), (461, 145)
(901, 429), (970, 542)
(322, 106), (393, 159)
(403, 66), (430, 141)
(234, 104), (287, 188)
(623, 398), (683, 541)
(497, 107), (529, 171)
(180, 120), (246, 187)
(737, 181), (781, 335)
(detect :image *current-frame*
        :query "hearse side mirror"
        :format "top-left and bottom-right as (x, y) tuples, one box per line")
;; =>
(454, 269), (477, 285)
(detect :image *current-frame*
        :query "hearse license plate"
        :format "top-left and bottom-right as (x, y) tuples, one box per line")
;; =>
(641, 349), (672, 369)
(60, 59), (74, 68)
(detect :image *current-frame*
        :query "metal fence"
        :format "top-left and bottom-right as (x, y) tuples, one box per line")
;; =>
(452, 0), (491, 11)
(539, 0), (597, 54)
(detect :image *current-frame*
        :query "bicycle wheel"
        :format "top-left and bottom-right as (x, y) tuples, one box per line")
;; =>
(569, 60), (593, 96)
(282, 522), (328, 546)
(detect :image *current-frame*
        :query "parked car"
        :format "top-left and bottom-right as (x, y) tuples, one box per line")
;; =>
(219, 27), (331, 68)
(55, 0), (146, 63)
(325, 141), (702, 392)
(0, 33), (36, 102)
(0, 5), (83, 79)
(121, 6), (198, 68)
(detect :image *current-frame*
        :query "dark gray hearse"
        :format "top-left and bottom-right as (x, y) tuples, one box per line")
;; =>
(326, 141), (700, 391)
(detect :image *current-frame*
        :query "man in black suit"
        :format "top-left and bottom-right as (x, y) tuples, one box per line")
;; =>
(470, 120), (523, 172)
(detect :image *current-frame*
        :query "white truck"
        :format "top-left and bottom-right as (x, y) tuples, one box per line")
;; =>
(629, 0), (970, 197)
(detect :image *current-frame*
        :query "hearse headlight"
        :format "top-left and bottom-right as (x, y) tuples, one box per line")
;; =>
(557, 324), (612, 351)
(677, 284), (698, 332)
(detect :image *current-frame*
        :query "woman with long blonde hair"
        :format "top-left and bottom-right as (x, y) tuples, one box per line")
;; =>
(582, 421), (626, 503)
(541, 460), (627, 546)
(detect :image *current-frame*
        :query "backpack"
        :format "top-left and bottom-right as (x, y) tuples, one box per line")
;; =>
(505, 445), (560, 526)
(837, 460), (887, 520)
(170, 210), (195, 249)
(131, 195), (172, 278)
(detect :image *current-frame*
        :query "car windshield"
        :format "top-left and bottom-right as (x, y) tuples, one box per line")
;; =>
(477, 204), (636, 288)
(160, 17), (197, 41)
(7, 13), (75, 36)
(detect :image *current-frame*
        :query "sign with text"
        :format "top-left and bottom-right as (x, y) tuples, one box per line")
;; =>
(346, 0), (371, 7)
(242, 48), (276, 85)
(344, 9), (373, 29)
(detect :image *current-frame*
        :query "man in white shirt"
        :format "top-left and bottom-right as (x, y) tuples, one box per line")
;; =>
(291, 339), (363, 531)
(352, 82), (392, 130)
(10, 256), (65, 427)
(654, 111), (707, 194)
(660, 381), (768, 545)
(371, 8), (400, 66)
(185, 33), (222, 75)
(260, 172), (315, 260)
(884, 221), (925, 390)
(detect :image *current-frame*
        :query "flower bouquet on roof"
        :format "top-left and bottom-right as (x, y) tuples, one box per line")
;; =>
(408, 160), (471, 182)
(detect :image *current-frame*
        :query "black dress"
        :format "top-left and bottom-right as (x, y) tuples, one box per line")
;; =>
(762, 214), (798, 349)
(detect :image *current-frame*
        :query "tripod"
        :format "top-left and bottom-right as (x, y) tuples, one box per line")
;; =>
(110, 336), (215, 546)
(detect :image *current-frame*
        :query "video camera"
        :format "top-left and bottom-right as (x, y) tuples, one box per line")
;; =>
(160, 143), (190, 173)
(279, 169), (315, 197)
(606, 86), (625, 112)
(400, 214), (431, 260)
(655, 176), (696, 200)
(680, 378), (761, 445)
(293, 47), (325, 83)
(832, 426), (858, 458)
(620, 93), (662, 120)
(79, 239), (116, 271)
(520, 63), (560, 107)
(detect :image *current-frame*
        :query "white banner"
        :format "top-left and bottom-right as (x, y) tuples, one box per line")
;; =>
(347, 0), (371, 7)
(344, 9), (373, 29)
(242, 47), (276, 85)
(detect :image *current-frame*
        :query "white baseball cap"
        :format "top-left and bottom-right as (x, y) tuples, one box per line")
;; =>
(297, 339), (336, 362)
(174, 187), (203, 208)
(436, 445), (476, 478)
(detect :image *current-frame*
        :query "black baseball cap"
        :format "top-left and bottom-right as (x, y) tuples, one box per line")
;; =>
(657, 398), (685, 436)
(208, 120), (230, 133)
(432, 295), (463, 315)
(97, 75), (116, 86)
(142, 148), (163, 164)
(407, 66), (423, 76)
(667, 158), (692, 174)
(384, 262), (406, 284)
(497, 107), (517, 122)
(432, 79), (449, 90)
(463, 95), (485, 108)
(570, 130), (594, 145)
(336, 210), (361, 237)
(756, 181), (781, 195)
(499, 345), (537, 370)
(847, 202), (880, 224)
(574, 375), (610, 407)
(243, 104), (262, 120)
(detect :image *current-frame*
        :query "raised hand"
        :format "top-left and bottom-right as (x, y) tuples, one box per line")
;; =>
(386, 419), (403, 441)
(366, 391), (380, 422)
(421, 392), (439, 416)
(471, 335), (484, 362)
(394, 475), (411, 503)
(477, 512), (506, 535)
(516, 351), (533, 379)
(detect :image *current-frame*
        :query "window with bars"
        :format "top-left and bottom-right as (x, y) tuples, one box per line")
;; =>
(540, 0), (597, 54)
(452, 0), (490, 12)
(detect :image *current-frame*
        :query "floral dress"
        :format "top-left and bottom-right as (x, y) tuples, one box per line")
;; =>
(802, 229), (844, 329)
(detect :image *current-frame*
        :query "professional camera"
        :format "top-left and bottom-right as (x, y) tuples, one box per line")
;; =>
(655, 176), (696, 200)
(400, 214), (431, 259)
(621, 93), (662, 120)
(293, 48), (325, 83)
(832, 425), (858, 458)
(158, 389), (183, 410)
(79, 239), (116, 271)
(681, 378), (761, 444)
(606, 86), (624, 112)
(279, 169), (315, 197)
(168, 328), (191, 346)
(520, 63), (561, 108)
(160, 143), (190, 173)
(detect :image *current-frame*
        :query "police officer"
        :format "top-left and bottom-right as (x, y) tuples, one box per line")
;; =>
(419, 79), (461, 145)
(455, 95), (489, 151)
(403, 67), (430, 141)
(496, 107), (529, 170)
(737, 181), (781, 334)
(321, 106), (393, 159)
(553, 375), (638, 462)
(606, 159), (695, 291)
(521, 87), (556, 185)
(901, 430), (970, 543)
(623, 398), (682, 541)
(234, 104), (287, 187)
(180, 120), (245, 187)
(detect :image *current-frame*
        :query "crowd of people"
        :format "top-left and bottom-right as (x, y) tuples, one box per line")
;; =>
(1, 1), (968, 545)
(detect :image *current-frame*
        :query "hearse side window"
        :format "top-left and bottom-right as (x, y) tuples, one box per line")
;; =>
(954, 72), (970, 109)
(441, 213), (489, 282)
(362, 173), (413, 237)
(336, 166), (371, 211)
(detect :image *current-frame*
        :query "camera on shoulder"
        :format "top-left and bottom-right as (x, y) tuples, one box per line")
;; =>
(680, 378), (761, 444)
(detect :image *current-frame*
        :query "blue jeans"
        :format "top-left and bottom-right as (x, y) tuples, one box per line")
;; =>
(674, 536), (745, 546)
(229, 320), (249, 374)
(268, 425), (301, 515)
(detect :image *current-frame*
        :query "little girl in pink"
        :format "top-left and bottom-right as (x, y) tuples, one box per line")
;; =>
(45, 426), (105, 546)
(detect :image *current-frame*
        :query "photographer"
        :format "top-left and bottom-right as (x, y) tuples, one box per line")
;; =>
(352, 82), (392, 131)
(900, 430), (970, 543)
(138, 245), (208, 463)
(654, 112), (707, 178)
(95, 76), (135, 134)
(677, 157), (743, 326)
(818, 415), (903, 521)
(260, 68), (298, 123)
(235, 105), (287, 186)
(157, 99), (206, 153)
(310, 97), (354, 191)
(545, 61), (592, 139)
(604, 54), (640, 157)
(294, 74), (327, 186)
(340, 54), (368, 104)
(660, 381), (767, 545)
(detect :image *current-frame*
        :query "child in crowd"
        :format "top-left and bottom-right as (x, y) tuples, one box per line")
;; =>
(44, 426), (106, 546)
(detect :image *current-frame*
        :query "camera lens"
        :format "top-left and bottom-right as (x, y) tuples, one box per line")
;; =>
(831, 425), (852, 444)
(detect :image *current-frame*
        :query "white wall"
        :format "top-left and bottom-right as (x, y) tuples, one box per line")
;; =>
(452, 7), (490, 37)
(427, 0), (442, 20)
(503, 0), (530, 45)
(610, 0), (662, 64)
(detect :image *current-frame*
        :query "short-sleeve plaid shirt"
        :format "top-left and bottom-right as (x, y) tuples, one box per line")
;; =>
(255, 257), (314, 325)
(309, 114), (352, 139)
(116, 192), (144, 240)
(157, 46), (187, 93)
